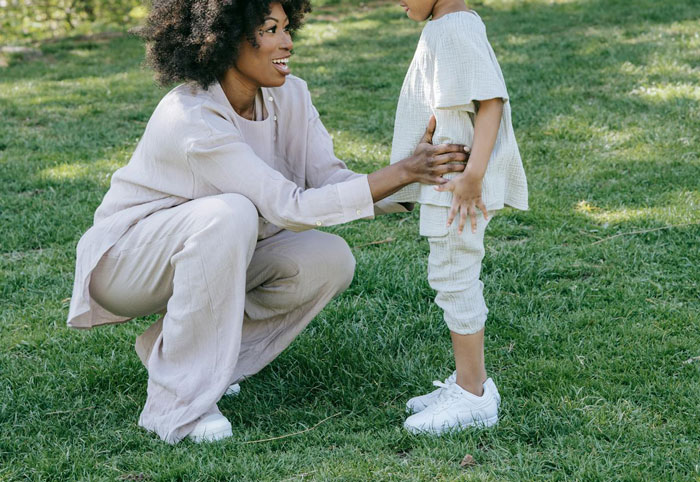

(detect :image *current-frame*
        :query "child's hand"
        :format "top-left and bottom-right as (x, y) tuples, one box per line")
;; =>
(434, 171), (488, 234)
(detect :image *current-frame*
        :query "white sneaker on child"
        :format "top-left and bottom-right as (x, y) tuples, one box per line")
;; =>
(187, 413), (233, 443)
(403, 381), (499, 434)
(405, 372), (500, 413)
(405, 371), (457, 413)
(485, 378), (501, 407)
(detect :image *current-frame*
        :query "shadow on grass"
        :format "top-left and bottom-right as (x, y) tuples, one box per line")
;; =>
(0, 0), (697, 255)
(0, 0), (696, 250)
(1, 3), (699, 476)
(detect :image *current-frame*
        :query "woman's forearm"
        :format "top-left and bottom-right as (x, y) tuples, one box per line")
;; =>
(367, 162), (413, 202)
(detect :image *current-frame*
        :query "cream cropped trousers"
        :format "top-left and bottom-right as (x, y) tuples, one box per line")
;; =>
(419, 204), (493, 335)
(88, 193), (355, 444)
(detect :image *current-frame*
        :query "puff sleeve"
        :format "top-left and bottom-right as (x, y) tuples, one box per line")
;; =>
(432, 14), (509, 112)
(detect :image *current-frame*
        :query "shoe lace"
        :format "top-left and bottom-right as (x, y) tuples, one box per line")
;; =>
(432, 380), (450, 389)
(431, 372), (456, 390)
(432, 384), (463, 411)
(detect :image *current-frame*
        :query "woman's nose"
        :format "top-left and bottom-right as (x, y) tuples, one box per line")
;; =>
(281, 32), (293, 50)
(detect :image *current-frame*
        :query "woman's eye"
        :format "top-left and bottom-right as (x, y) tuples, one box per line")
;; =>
(260, 23), (289, 35)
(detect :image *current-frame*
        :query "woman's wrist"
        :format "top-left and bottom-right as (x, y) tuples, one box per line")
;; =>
(396, 157), (417, 185)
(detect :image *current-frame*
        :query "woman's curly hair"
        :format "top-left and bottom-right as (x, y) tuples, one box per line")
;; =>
(138, 0), (311, 89)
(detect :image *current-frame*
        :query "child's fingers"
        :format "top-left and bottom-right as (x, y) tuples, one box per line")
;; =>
(477, 200), (489, 221)
(470, 205), (478, 233)
(458, 203), (468, 234)
(446, 202), (459, 227)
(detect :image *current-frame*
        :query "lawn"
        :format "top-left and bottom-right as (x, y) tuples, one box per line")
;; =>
(1, 0), (699, 480)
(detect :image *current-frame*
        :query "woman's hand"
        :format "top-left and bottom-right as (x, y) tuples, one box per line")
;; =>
(401, 115), (469, 185)
(434, 170), (488, 234)
(366, 116), (468, 203)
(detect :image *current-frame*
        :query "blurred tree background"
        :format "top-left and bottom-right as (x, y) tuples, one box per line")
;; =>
(0, 0), (365, 44)
(0, 0), (147, 43)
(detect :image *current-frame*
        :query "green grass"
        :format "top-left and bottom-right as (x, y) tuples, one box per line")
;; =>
(1, 0), (699, 479)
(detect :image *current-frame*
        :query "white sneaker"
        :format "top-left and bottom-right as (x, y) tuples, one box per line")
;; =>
(405, 371), (457, 413)
(187, 413), (233, 443)
(224, 383), (241, 396)
(403, 381), (499, 434)
(485, 378), (501, 407)
(406, 372), (501, 413)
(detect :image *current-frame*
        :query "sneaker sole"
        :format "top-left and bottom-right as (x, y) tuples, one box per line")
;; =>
(188, 426), (233, 443)
(404, 414), (499, 435)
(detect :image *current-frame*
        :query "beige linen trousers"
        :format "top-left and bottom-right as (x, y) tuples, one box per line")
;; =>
(89, 193), (355, 444)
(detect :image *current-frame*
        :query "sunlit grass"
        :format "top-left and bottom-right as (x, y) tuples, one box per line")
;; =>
(1, 0), (699, 479)
(575, 191), (700, 225)
(631, 83), (700, 102)
(38, 158), (125, 183)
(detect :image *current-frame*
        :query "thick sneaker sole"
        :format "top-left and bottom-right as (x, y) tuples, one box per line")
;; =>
(404, 414), (498, 435)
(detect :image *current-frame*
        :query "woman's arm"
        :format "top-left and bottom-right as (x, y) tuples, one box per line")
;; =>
(188, 115), (466, 232)
(303, 101), (467, 199)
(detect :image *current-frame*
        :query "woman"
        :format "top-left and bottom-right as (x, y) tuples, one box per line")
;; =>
(66, 0), (468, 444)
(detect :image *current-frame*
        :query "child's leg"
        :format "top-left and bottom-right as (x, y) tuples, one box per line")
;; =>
(422, 204), (492, 396)
(451, 328), (486, 396)
(404, 206), (497, 433)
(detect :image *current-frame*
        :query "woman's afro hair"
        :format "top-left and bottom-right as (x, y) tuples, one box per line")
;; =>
(138, 0), (311, 89)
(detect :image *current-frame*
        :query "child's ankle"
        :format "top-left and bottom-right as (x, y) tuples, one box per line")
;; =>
(456, 376), (485, 397)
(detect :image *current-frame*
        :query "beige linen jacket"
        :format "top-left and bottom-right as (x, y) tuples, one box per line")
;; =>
(67, 76), (405, 329)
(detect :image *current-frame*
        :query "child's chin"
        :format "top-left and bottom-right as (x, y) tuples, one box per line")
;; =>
(408, 11), (428, 21)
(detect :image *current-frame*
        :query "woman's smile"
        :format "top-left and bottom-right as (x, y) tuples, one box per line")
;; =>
(272, 56), (291, 75)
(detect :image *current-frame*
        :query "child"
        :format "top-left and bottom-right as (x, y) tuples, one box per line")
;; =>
(389, 0), (528, 433)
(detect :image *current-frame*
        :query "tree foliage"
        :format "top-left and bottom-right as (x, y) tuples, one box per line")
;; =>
(0, 0), (147, 43)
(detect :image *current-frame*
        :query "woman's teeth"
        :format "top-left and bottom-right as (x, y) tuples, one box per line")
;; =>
(272, 58), (290, 73)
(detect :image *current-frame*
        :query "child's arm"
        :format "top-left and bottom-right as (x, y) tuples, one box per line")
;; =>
(434, 98), (503, 234)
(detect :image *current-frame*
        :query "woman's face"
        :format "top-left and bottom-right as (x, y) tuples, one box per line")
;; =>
(235, 2), (293, 88)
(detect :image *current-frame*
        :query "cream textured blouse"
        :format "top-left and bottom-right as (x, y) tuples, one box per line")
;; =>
(388, 10), (528, 211)
(68, 76), (404, 329)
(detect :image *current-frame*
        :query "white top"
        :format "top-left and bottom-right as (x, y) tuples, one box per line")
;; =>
(67, 76), (406, 329)
(388, 10), (528, 211)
